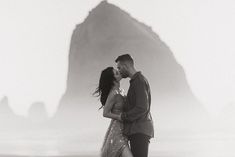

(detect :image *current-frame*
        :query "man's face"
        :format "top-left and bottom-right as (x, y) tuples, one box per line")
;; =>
(116, 61), (129, 78)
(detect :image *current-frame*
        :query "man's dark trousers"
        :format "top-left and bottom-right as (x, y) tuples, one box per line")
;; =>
(129, 133), (150, 157)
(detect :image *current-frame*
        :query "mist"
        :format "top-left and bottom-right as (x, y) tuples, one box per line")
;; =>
(0, 0), (235, 156)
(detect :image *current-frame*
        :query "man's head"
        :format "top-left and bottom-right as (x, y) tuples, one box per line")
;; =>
(115, 54), (134, 78)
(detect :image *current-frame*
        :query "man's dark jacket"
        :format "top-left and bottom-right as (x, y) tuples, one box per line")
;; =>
(122, 72), (154, 138)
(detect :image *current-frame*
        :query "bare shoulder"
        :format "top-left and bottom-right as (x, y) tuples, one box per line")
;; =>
(107, 90), (118, 101)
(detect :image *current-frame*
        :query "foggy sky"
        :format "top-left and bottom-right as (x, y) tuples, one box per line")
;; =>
(0, 0), (234, 116)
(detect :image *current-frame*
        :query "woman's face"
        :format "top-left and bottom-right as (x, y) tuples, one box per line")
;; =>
(113, 69), (122, 82)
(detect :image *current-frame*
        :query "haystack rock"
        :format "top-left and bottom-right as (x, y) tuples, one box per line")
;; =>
(55, 1), (209, 131)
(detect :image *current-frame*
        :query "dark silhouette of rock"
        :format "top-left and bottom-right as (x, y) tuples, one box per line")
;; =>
(54, 1), (209, 130)
(0, 96), (28, 130)
(28, 101), (49, 123)
(0, 96), (14, 116)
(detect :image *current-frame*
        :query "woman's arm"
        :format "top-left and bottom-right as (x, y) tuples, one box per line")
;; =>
(103, 91), (122, 121)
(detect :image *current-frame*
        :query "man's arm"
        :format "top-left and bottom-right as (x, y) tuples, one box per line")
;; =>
(122, 78), (149, 122)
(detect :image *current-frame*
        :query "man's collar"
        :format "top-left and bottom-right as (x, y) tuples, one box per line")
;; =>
(130, 71), (141, 83)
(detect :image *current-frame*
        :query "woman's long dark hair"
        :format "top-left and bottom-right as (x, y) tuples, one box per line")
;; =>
(93, 67), (116, 109)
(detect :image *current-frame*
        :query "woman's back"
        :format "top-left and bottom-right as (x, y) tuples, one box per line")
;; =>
(101, 89), (129, 157)
(111, 90), (125, 114)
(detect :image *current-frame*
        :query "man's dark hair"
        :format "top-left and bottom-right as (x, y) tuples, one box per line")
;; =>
(115, 54), (134, 64)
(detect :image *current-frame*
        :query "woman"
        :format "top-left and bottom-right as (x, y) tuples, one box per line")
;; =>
(94, 67), (133, 157)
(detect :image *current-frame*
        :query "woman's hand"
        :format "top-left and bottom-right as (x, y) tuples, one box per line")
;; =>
(118, 113), (122, 121)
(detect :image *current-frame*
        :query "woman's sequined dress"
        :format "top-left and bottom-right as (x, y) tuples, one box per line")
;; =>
(100, 93), (128, 157)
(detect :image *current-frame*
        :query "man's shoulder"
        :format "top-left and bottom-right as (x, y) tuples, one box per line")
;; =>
(130, 72), (149, 86)
(136, 72), (149, 83)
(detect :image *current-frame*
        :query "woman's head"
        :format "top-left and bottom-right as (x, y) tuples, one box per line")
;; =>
(94, 67), (121, 108)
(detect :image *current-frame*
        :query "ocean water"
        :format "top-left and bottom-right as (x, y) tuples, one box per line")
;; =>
(0, 132), (235, 157)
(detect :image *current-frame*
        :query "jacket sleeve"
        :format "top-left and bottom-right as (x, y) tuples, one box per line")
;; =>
(122, 78), (149, 122)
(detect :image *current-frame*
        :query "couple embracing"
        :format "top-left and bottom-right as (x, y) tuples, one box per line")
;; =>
(94, 54), (154, 157)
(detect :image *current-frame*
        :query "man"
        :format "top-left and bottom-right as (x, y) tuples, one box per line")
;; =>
(115, 54), (154, 157)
